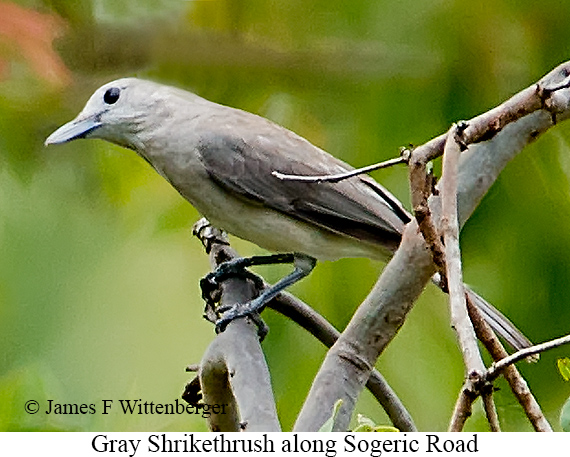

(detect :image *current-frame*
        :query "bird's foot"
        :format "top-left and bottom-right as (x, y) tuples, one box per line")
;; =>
(200, 259), (265, 303)
(215, 301), (268, 339)
(200, 258), (268, 338)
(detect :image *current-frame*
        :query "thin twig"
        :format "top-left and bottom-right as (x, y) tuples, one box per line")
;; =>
(482, 391), (501, 432)
(488, 333), (570, 381)
(441, 123), (485, 374)
(448, 377), (478, 432)
(408, 145), (446, 271)
(271, 155), (407, 183)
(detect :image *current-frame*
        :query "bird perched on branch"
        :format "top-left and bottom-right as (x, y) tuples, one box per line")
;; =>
(46, 78), (530, 349)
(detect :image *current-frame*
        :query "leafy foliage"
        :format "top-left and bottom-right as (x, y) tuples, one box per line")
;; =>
(351, 414), (399, 433)
(558, 358), (570, 382)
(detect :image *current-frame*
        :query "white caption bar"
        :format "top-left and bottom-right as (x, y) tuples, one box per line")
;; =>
(0, 431), (560, 456)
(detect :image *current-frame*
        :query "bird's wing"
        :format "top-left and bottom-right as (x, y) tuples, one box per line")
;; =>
(195, 111), (410, 249)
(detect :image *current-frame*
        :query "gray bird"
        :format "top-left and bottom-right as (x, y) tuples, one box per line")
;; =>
(46, 78), (530, 348)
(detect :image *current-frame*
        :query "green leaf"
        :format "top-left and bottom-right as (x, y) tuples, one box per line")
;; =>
(318, 399), (343, 432)
(351, 414), (399, 432)
(560, 397), (570, 431)
(558, 358), (570, 381)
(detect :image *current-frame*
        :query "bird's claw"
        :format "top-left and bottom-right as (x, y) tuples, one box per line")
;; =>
(215, 302), (249, 333)
(215, 304), (268, 340)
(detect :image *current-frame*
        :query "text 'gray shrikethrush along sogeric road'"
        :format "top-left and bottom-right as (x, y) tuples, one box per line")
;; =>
(45, 78), (531, 348)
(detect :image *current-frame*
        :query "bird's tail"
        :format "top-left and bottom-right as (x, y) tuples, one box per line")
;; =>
(432, 274), (532, 351)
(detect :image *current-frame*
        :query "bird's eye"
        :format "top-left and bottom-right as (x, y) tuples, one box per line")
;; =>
(103, 87), (121, 105)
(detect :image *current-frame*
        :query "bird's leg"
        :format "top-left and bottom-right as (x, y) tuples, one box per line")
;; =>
(212, 253), (317, 334)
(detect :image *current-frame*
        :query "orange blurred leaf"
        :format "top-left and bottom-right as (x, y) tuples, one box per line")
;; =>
(0, 2), (71, 86)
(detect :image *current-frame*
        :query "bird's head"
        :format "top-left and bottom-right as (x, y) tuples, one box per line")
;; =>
(45, 78), (172, 151)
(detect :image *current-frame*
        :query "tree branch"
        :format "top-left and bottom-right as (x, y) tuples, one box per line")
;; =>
(294, 60), (570, 432)
(200, 319), (280, 432)
(448, 372), (479, 432)
(268, 291), (417, 431)
(193, 221), (280, 432)
(441, 124), (487, 432)
(193, 218), (417, 431)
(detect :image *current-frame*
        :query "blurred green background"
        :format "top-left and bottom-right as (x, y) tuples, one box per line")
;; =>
(1, 0), (570, 432)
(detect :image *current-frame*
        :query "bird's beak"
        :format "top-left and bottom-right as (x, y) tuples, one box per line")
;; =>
(45, 114), (102, 145)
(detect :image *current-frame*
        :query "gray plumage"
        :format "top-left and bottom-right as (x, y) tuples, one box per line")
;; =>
(46, 78), (409, 261)
(46, 78), (531, 349)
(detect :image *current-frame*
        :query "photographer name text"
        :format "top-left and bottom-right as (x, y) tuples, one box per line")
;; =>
(25, 399), (225, 418)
